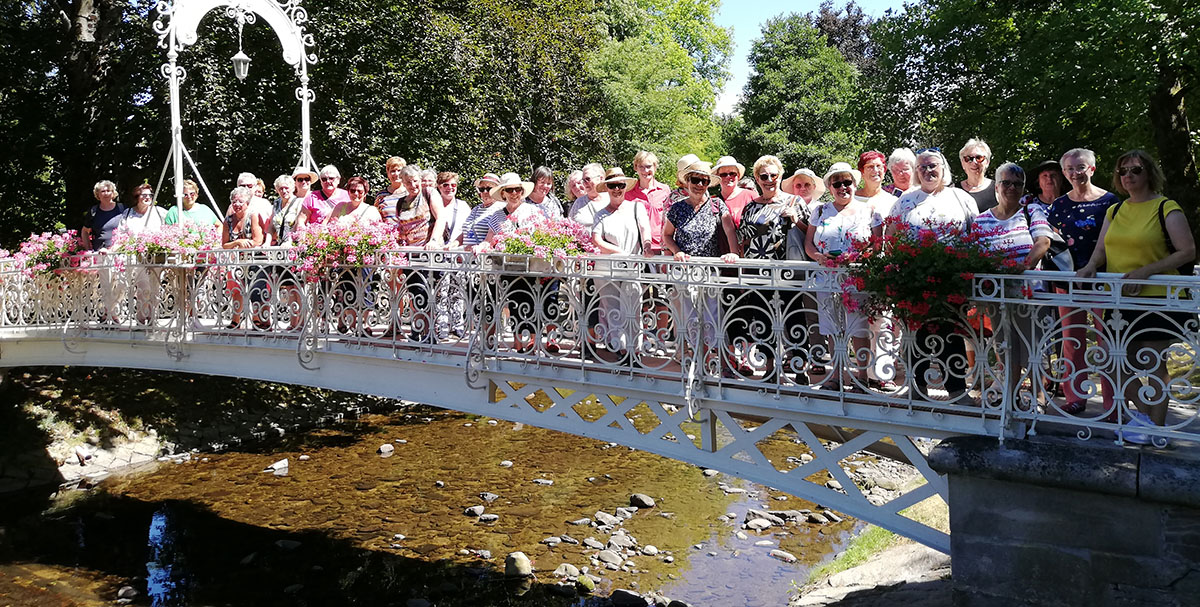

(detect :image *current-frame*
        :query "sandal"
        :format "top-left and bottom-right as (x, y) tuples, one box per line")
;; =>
(1061, 401), (1086, 415)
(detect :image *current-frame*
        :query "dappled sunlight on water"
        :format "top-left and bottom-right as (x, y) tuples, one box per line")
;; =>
(0, 407), (857, 605)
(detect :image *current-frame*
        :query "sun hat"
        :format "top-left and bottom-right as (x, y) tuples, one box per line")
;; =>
(679, 159), (719, 188)
(674, 154), (701, 186)
(781, 168), (826, 199)
(1026, 160), (1063, 192)
(473, 173), (501, 190)
(595, 167), (638, 193)
(291, 167), (318, 182)
(822, 162), (862, 189)
(489, 172), (535, 200)
(713, 156), (746, 180)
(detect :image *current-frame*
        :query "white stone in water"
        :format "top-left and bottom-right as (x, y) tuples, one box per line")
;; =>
(377, 444), (394, 455)
(554, 563), (580, 578)
(263, 458), (289, 473)
(392, 533), (406, 540)
(478, 514), (499, 523)
(703, 469), (720, 477)
(745, 518), (773, 531)
(542, 536), (562, 546)
(569, 518), (591, 526)
(641, 545), (659, 556)
(755, 540), (775, 547)
(394, 439), (408, 444)
(770, 549), (798, 563)
(826, 480), (843, 491)
(597, 550), (623, 565)
(505, 552), (533, 577)
(801, 453), (814, 463)
(464, 506), (485, 517)
(533, 478), (554, 486)
(499, 460), (513, 468)
(736, 531), (748, 540)
(487, 420), (498, 425)
(298, 455), (311, 461)
(662, 555), (674, 563)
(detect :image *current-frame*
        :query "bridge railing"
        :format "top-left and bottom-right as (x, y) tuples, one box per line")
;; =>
(1, 249), (1197, 446)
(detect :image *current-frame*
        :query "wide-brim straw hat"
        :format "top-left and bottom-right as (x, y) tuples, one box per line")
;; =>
(489, 172), (535, 199)
(675, 154), (701, 186)
(713, 156), (745, 179)
(595, 167), (638, 193)
(679, 160), (719, 188)
(823, 162), (863, 190)
(291, 167), (318, 182)
(781, 168), (825, 198)
(473, 173), (501, 190)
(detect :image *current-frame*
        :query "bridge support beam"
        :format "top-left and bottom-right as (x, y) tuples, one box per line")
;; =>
(930, 435), (1200, 607)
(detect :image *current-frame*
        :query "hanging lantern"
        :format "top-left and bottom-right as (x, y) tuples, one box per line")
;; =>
(231, 50), (251, 81)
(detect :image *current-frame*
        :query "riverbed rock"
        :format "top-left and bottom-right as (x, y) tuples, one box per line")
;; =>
(736, 531), (748, 540)
(746, 509), (786, 526)
(464, 505), (485, 517)
(478, 514), (499, 523)
(594, 511), (620, 526)
(662, 555), (674, 563)
(553, 563), (580, 577)
(480, 492), (500, 502)
(755, 540), (775, 547)
(298, 455), (311, 461)
(770, 510), (806, 522)
(541, 536), (562, 547)
(532, 478), (554, 486)
(611, 588), (649, 607)
(641, 545), (659, 556)
(703, 468), (720, 477)
(808, 512), (830, 525)
(745, 518), (773, 531)
(583, 537), (604, 550)
(823, 510), (843, 523)
(575, 574), (596, 594)
(559, 533), (579, 545)
(826, 479), (843, 491)
(569, 517), (591, 526)
(608, 534), (637, 550)
(263, 458), (289, 473)
(770, 549), (797, 563)
(499, 460), (513, 467)
(377, 444), (394, 455)
(116, 586), (137, 599)
(630, 493), (655, 508)
(505, 551), (533, 577)
(615, 507), (637, 519)
(597, 549), (623, 565)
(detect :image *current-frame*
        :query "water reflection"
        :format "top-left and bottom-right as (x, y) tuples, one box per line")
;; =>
(147, 507), (188, 606)
(1, 408), (858, 605)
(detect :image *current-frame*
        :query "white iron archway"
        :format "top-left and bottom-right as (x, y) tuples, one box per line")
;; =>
(151, 0), (319, 213)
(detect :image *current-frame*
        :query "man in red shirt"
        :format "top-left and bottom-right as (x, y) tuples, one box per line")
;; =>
(714, 155), (756, 226)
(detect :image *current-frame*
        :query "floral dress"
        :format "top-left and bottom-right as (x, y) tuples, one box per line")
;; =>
(666, 197), (728, 257)
(738, 195), (801, 260)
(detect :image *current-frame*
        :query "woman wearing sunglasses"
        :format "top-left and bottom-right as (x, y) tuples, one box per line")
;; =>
(733, 155), (808, 382)
(885, 149), (980, 404)
(1076, 150), (1196, 445)
(481, 173), (543, 352)
(806, 162), (879, 391)
(662, 160), (740, 372)
(714, 155), (755, 227)
(957, 138), (998, 214)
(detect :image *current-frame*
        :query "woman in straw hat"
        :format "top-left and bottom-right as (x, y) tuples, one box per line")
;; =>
(713, 155), (756, 226)
(590, 167), (654, 363)
(806, 162), (879, 392)
(479, 173), (542, 352)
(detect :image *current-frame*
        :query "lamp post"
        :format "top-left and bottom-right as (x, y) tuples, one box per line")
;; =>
(152, 0), (319, 213)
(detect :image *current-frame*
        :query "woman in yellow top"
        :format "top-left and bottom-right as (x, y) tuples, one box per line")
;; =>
(1076, 150), (1196, 442)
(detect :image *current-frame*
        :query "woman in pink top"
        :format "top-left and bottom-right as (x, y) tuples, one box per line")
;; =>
(713, 155), (756, 226)
(295, 165), (349, 229)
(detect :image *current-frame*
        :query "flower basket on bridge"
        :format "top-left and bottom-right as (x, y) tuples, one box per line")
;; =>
(838, 217), (1020, 330)
(110, 224), (221, 267)
(491, 216), (599, 262)
(289, 221), (398, 282)
(12, 230), (84, 278)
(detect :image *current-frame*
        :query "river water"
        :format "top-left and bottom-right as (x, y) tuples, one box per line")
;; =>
(0, 405), (860, 606)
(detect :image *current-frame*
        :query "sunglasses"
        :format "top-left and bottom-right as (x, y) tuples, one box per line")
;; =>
(758, 172), (779, 182)
(831, 180), (854, 189)
(606, 182), (627, 191)
(687, 176), (711, 186)
(717, 171), (739, 179)
(478, 187), (490, 193)
(997, 179), (1024, 189)
(1117, 166), (1144, 176)
(294, 177), (312, 183)
(348, 188), (366, 194)
(502, 187), (524, 195)
(320, 176), (337, 181)
(962, 154), (987, 164)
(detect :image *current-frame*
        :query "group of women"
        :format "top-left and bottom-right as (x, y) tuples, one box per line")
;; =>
(82, 141), (1196, 441)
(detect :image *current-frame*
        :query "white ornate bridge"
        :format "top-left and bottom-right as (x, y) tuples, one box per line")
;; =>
(3, 251), (1198, 553)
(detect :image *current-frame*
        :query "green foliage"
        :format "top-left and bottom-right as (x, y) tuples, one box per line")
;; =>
(0, 0), (732, 248)
(858, 0), (1199, 183)
(726, 14), (867, 174)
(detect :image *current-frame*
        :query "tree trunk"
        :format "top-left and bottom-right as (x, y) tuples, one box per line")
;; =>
(1148, 61), (1200, 239)
(60, 0), (122, 224)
